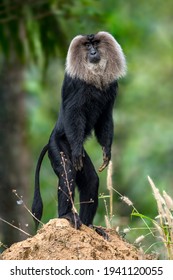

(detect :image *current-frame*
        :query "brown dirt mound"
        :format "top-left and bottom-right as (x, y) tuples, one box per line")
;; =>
(1, 219), (151, 260)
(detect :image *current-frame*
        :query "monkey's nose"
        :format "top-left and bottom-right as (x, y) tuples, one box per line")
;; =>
(90, 47), (97, 56)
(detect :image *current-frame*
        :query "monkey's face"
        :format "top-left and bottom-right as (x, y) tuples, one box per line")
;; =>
(84, 34), (100, 64)
(85, 41), (100, 64)
(66, 32), (126, 89)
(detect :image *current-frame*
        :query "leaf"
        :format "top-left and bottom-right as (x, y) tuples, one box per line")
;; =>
(131, 211), (154, 223)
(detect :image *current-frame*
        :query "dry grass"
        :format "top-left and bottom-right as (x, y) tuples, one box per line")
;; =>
(104, 162), (173, 259)
(148, 176), (173, 259)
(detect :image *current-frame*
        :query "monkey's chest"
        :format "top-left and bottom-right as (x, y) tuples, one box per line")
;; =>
(83, 97), (106, 132)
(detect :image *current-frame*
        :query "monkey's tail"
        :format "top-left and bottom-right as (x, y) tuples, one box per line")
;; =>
(32, 144), (48, 231)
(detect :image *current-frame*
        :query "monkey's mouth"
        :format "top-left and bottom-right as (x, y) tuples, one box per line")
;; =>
(89, 55), (100, 64)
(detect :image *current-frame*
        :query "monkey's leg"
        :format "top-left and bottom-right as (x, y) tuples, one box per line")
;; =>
(76, 152), (99, 225)
(76, 152), (109, 239)
(48, 136), (82, 229)
(58, 156), (82, 229)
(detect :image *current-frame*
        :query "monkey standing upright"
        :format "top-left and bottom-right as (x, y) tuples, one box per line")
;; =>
(32, 31), (126, 236)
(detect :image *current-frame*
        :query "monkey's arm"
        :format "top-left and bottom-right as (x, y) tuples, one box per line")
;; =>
(62, 77), (86, 171)
(94, 100), (114, 172)
(64, 107), (86, 170)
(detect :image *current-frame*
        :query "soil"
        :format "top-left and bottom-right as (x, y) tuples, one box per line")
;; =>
(1, 218), (152, 260)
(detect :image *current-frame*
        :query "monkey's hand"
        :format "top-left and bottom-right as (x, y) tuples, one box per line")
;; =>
(72, 150), (85, 171)
(98, 147), (111, 172)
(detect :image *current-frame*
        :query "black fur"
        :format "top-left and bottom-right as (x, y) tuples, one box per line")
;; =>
(32, 74), (118, 230)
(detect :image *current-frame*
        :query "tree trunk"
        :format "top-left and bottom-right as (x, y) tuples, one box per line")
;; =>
(0, 59), (30, 249)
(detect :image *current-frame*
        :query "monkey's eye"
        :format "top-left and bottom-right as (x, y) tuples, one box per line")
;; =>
(93, 40), (100, 47)
(84, 42), (91, 49)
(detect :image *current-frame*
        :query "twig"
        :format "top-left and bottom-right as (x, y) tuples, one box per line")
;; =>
(12, 189), (44, 226)
(0, 217), (32, 237)
(60, 152), (77, 214)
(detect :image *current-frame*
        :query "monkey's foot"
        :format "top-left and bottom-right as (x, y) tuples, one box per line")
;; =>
(60, 212), (82, 229)
(89, 225), (109, 240)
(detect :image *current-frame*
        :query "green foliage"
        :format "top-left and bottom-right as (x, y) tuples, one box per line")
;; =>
(0, 0), (71, 62)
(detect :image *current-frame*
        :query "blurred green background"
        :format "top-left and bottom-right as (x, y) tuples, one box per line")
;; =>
(0, 0), (173, 257)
